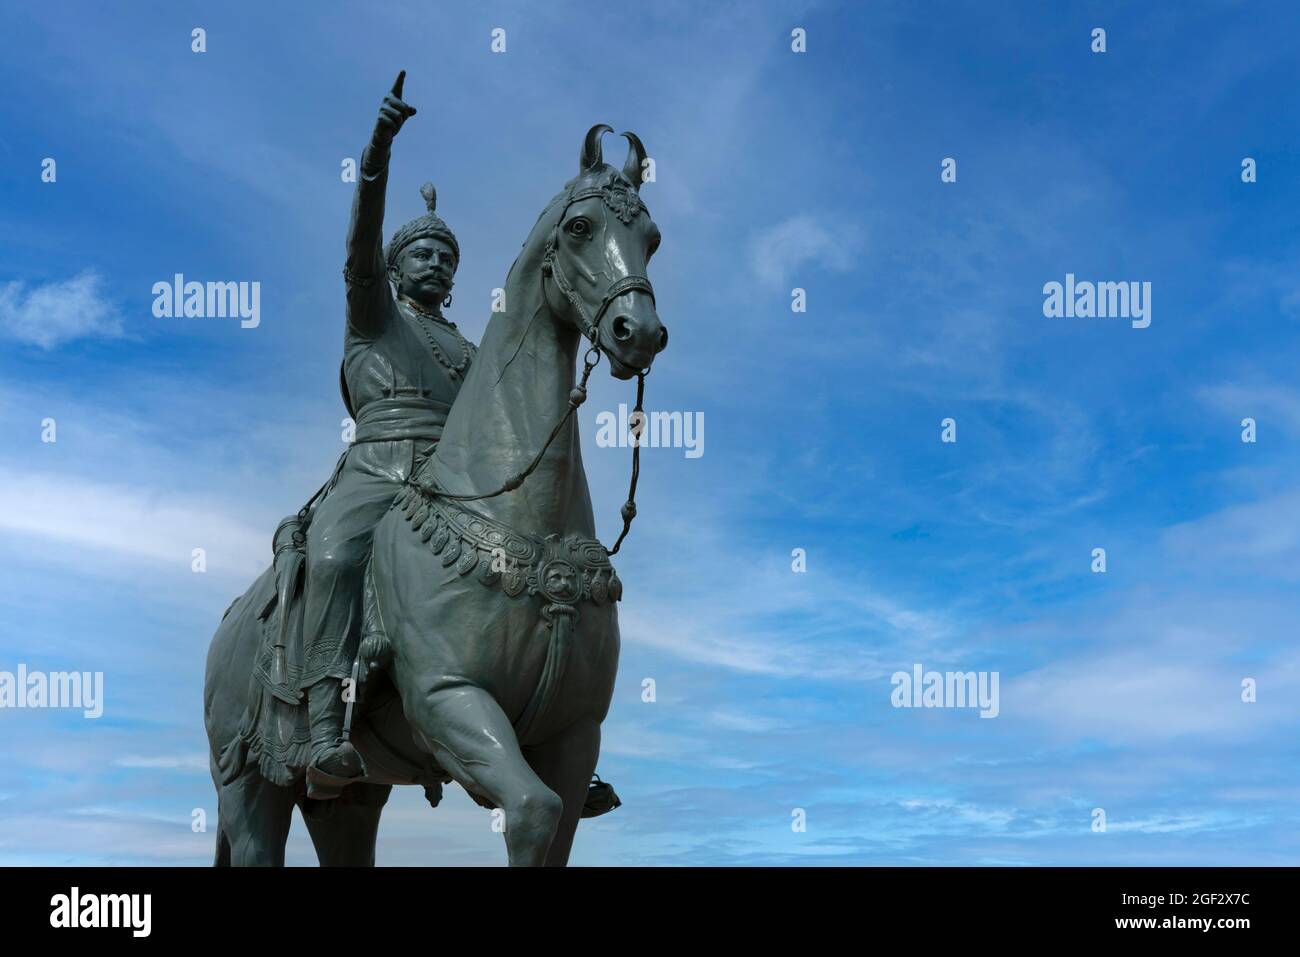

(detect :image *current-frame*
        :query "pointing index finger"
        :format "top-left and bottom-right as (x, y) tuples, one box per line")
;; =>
(391, 70), (406, 100)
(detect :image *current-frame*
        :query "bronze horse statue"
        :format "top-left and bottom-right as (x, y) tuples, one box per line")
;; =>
(204, 125), (666, 866)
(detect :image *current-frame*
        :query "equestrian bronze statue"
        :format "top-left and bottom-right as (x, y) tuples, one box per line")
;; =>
(204, 71), (666, 866)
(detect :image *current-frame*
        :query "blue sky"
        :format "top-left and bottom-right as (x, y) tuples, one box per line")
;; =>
(3, 0), (1300, 865)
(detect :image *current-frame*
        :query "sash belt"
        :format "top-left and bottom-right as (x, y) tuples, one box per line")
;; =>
(353, 396), (451, 444)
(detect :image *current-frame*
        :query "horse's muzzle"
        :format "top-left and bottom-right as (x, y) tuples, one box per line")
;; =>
(602, 293), (666, 378)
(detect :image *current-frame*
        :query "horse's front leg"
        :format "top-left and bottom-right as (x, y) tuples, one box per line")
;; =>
(524, 717), (601, 866)
(399, 681), (563, 866)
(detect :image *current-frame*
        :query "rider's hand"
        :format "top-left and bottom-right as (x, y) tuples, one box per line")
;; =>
(372, 70), (417, 149)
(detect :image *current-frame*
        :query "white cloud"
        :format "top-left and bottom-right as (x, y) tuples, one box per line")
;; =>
(899, 798), (1016, 828)
(618, 564), (953, 683)
(1198, 382), (1300, 435)
(749, 214), (861, 290)
(1009, 642), (1300, 744)
(0, 467), (267, 581)
(602, 497), (956, 683)
(0, 271), (124, 349)
(706, 708), (787, 733)
(1158, 485), (1300, 581)
(114, 754), (209, 771)
(1011, 658), (1241, 741)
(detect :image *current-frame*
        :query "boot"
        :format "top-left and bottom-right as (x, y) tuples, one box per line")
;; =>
(305, 676), (365, 799)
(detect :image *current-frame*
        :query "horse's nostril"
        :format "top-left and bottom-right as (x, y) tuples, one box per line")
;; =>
(612, 315), (633, 342)
(658, 325), (668, 352)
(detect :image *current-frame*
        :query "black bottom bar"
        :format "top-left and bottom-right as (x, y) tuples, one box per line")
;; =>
(0, 866), (1277, 942)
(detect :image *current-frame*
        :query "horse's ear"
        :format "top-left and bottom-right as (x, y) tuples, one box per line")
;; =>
(581, 124), (613, 172)
(621, 132), (647, 191)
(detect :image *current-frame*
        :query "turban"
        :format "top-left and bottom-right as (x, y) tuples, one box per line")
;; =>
(385, 182), (459, 272)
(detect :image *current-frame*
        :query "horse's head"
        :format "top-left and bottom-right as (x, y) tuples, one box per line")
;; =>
(540, 125), (668, 380)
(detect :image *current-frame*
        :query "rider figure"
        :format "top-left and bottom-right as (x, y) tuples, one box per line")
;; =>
(298, 72), (474, 797)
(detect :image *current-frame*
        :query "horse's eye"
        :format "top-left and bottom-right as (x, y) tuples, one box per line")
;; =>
(567, 218), (590, 237)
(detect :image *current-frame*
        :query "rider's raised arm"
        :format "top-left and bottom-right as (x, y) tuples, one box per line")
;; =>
(344, 72), (417, 338)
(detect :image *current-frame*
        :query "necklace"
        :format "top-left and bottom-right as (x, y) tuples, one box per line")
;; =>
(399, 296), (473, 380)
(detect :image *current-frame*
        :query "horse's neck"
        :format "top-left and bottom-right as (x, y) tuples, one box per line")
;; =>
(423, 280), (596, 539)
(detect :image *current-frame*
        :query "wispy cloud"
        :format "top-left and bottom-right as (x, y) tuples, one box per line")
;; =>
(749, 214), (861, 290)
(0, 467), (266, 581)
(1198, 381), (1300, 435)
(114, 754), (209, 771)
(0, 271), (124, 349)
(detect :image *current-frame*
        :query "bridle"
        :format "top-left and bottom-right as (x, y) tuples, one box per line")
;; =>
(540, 184), (656, 346)
(418, 179), (655, 556)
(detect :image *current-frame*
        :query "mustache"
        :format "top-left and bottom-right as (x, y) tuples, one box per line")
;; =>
(409, 268), (451, 285)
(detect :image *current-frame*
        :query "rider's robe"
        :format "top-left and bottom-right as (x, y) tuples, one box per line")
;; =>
(298, 145), (475, 692)
(217, 146), (473, 786)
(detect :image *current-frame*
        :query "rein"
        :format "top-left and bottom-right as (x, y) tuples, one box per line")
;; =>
(416, 181), (654, 556)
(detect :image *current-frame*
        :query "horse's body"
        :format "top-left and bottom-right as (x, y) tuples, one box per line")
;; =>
(204, 126), (665, 866)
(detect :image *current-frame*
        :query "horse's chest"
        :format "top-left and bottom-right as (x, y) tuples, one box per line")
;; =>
(393, 487), (623, 613)
(385, 491), (622, 726)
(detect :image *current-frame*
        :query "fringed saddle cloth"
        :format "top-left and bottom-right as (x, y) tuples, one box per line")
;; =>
(216, 516), (446, 791)
(216, 547), (315, 788)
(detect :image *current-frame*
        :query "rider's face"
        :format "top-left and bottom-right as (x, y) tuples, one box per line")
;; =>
(394, 238), (456, 308)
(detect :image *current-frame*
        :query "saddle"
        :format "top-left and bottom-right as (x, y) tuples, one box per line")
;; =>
(215, 515), (315, 787)
(217, 507), (451, 796)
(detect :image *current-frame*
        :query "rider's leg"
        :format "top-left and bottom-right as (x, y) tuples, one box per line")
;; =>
(301, 442), (413, 793)
(305, 674), (363, 782)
